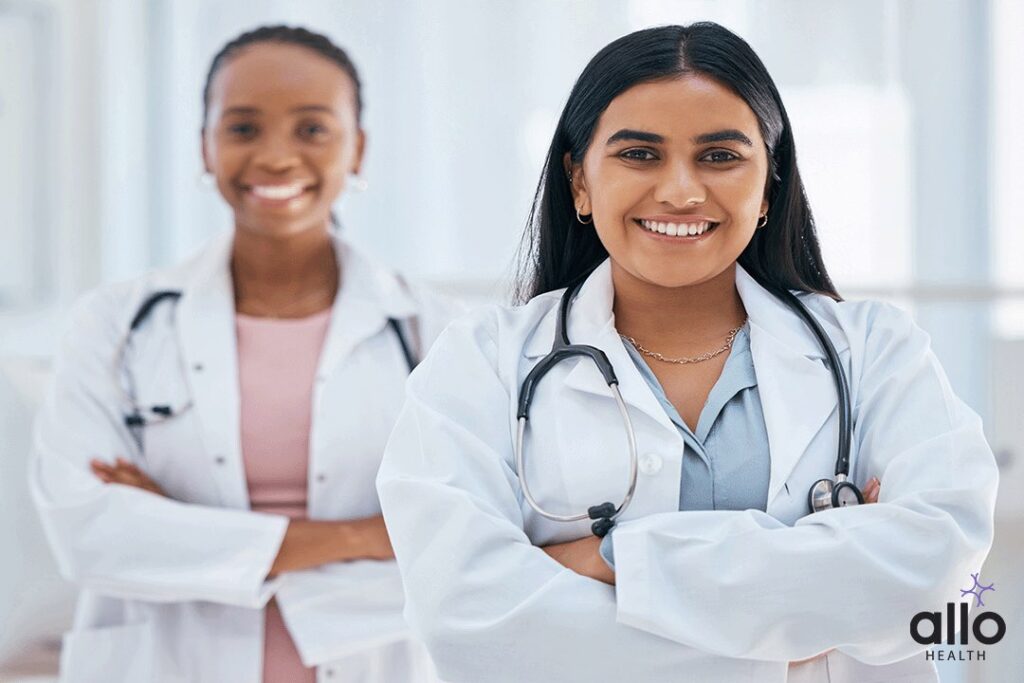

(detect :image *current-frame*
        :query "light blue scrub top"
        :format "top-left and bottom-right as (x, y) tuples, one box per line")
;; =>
(601, 322), (771, 566)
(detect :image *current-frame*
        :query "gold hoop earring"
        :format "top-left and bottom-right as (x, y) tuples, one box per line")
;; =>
(576, 208), (593, 225)
(757, 213), (768, 228)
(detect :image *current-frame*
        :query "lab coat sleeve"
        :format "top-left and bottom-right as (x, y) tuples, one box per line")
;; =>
(275, 560), (410, 667)
(609, 302), (999, 663)
(376, 310), (785, 683)
(29, 288), (288, 608)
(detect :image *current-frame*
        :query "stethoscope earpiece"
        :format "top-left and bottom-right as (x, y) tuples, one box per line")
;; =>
(588, 502), (617, 537)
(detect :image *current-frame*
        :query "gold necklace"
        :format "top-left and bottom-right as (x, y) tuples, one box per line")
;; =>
(621, 318), (747, 365)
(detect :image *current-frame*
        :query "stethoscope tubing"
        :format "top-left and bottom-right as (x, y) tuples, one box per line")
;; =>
(515, 275), (855, 525)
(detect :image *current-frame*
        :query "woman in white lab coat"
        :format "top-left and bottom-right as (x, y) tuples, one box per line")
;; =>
(31, 26), (454, 683)
(376, 22), (998, 683)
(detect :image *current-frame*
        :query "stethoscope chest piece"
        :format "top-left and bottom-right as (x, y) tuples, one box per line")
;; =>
(808, 475), (864, 513)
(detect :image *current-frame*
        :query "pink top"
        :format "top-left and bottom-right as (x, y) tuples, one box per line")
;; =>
(237, 308), (332, 683)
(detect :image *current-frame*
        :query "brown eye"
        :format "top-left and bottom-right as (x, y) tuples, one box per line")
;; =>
(226, 122), (258, 139)
(297, 122), (330, 140)
(702, 149), (741, 163)
(620, 148), (657, 161)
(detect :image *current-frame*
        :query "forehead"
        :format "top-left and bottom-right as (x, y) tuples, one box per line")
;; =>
(208, 42), (355, 112)
(596, 74), (763, 145)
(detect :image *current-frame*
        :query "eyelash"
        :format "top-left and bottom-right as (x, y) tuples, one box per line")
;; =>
(617, 148), (742, 163)
(224, 122), (330, 141)
(298, 122), (329, 139)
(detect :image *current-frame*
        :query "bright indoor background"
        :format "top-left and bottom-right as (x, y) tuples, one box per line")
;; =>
(1, 1), (1021, 681)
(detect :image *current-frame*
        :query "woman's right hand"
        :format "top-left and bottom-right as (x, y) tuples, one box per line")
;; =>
(90, 457), (167, 497)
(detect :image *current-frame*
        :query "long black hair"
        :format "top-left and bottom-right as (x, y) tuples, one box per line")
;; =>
(515, 22), (839, 303)
(201, 25), (363, 128)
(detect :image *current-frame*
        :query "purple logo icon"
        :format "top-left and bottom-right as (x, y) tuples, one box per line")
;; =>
(960, 573), (995, 607)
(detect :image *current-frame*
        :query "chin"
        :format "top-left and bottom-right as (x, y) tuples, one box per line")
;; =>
(239, 214), (326, 238)
(628, 260), (725, 290)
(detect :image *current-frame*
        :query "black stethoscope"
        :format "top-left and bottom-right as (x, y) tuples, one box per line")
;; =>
(119, 290), (419, 440)
(514, 277), (862, 538)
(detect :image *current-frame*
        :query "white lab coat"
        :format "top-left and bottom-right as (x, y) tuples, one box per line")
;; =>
(376, 259), (998, 683)
(30, 230), (458, 683)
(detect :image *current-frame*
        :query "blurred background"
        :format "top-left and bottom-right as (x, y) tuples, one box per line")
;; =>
(1, 0), (1021, 681)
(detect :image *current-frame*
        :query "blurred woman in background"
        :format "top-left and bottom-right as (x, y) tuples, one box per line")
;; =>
(31, 25), (454, 683)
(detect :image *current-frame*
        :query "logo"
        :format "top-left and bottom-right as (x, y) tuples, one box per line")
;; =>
(960, 573), (995, 607)
(910, 574), (1006, 662)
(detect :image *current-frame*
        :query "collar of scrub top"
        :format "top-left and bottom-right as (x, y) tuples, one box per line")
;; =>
(520, 259), (854, 511)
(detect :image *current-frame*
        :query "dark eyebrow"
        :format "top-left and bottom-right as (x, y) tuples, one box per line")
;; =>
(692, 129), (753, 146)
(223, 106), (260, 116)
(606, 129), (664, 145)
(221, 105), (337, 117)
(291, 105), (337, 116)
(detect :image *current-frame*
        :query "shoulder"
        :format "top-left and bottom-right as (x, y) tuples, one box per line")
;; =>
(62, 235), (223, 344)
(794, 292), (923, 356)
(415, 291), (563, 374)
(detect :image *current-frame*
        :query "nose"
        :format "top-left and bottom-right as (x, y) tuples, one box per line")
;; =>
(652, 159), (706, 207)
(252, 132), (300, 173)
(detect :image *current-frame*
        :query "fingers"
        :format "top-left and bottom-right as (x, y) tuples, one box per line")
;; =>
(862, 477), (881, 504)
(90, 457), (150, 487)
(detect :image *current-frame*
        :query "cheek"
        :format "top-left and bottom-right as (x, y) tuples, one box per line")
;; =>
(712, 167), (768, 215)
(588, 167), (648, 216)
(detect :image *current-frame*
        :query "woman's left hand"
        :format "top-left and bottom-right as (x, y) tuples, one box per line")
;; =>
(542, 535), (615, 585)
(90, 457), (167, 497)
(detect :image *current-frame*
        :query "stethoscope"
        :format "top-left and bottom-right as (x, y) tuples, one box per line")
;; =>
(514, 277), (862, 538)
(118, 289), (419, 447)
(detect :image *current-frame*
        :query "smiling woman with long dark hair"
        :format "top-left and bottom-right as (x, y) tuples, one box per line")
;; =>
(378, 22), (996, 683)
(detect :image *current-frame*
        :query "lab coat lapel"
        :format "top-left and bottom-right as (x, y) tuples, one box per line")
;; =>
(313, 235), (418, 381)
(736, 266), (839, 506)
(175, 232), (249, 508)
(542, 261), (679, 433)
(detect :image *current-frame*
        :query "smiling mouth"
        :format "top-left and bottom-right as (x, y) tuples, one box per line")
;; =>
(244, 182), (313, 201)
(635, 218), (719, 237)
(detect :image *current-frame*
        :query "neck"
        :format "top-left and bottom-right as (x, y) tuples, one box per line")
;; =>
(230, 224), (339, 317)
(611, 262), (747, 352)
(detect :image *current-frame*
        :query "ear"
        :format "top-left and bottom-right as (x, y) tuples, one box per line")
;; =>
(352, 129), (367, 176)
(760, 197), (769, 217)
(562, 152), (591, 215)
(200, 129), (212, 174)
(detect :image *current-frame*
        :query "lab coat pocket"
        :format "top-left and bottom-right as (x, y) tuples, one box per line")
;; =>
(60, 621), (177, 683)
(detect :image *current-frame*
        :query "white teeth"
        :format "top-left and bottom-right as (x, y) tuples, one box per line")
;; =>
(639, 219), (714, 237)
(251, 183), (305, 200)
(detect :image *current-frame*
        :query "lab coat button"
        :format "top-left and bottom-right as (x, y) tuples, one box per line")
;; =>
(316, 473), (327, 483)
(193, 363), (203, 372)
(214, 455), (226, 465)
(639, 453), (663, 475)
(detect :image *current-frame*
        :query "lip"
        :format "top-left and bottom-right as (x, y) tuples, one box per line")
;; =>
(637, 215), (720, 224)
(239, 181), (316, 207)
(633, 217), (721, 242)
